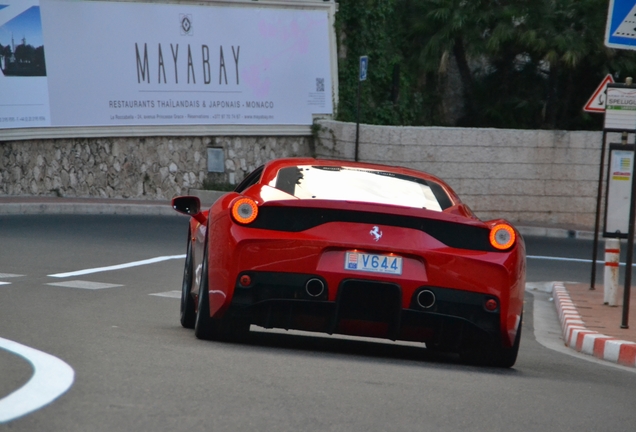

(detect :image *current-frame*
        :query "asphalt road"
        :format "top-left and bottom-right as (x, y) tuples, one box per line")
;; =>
(525, 236), (618, 285)
(1, 215), (636, 431)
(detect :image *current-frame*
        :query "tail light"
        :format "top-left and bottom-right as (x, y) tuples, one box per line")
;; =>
(231, 197), (258, 224)
(489, 223), (516, 250)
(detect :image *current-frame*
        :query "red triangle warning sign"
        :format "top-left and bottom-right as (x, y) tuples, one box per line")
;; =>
(584, 74), (615, 113)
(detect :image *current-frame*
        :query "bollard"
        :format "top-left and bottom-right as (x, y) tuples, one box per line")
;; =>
(604, 238), (622, 306)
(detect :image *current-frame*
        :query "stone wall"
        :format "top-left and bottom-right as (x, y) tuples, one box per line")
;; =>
(0, 135), (311, 200)
(0, 121), (616, 229)
(314, 120), (612, 228)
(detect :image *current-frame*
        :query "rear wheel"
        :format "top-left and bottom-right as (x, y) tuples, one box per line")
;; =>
(459, 316), (522, 368)
(194, 242), (216, 340)
(194, 237), (250, 341)
(492, 317), (522, 368)
(180, 228), (196, 329)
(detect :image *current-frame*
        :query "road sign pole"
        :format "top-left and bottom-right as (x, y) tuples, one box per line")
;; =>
(591, 131), (608, 290)
(355, 56), (368, 162)
(622, 133), (636, 328)
(602, 3), (636, 327)
(355, 79), (361, 162)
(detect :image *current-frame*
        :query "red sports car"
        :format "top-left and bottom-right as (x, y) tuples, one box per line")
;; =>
(172, 158), (525, 367)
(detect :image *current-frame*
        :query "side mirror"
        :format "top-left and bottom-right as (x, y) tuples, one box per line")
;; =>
(172, 196), (201, 215)
(171, 196), (207, 225)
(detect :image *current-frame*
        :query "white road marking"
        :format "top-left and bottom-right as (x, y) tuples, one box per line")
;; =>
(527, 255), (624, 265)
(0, 282), (10, 286)
(0, 273), (23, 278)
(0, 337), (75, 423)
(39, 254), (614, 280)
(48, 255), (185, 278)
(528, 255), (593, 263)
(46, 280), (123, 290)
(47, 255), (597, 278)
(149, 290), (181, 298)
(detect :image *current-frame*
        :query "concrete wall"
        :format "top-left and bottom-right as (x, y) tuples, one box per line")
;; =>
(0, 135), (311, 200)
(314, 120), (612, 228)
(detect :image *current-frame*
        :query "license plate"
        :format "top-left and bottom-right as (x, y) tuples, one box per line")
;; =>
(344, 252), (403, 275)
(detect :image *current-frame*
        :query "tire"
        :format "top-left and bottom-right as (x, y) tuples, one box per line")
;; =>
(180, 228), (196, 329)
(459, 315), (522, 368)
(194, 241), (216, 340)
(492, 316), (522, 368)
(193, 235), (250, 341)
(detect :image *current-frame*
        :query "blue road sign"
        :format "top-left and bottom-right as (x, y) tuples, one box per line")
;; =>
(359, 56), (368, 81)
(606, 0), (636, 50)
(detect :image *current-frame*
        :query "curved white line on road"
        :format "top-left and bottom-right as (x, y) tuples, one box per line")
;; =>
(0, 337), (75, 423)
(48, 254), (186, 278)
(527, 255), (627, 265)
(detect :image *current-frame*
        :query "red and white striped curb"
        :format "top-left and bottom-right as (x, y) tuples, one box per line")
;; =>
(552, 282), (636, 367)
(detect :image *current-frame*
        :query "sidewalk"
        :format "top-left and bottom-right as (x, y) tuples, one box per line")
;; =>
(553, 282), (636, 368)
(0, 191), (225, 216)
(1, 195), (635, 367)
(0, 195), (176, 216)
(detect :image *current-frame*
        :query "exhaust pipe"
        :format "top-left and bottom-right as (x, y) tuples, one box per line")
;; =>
(416, 290), (436, 309)
(305, 278), (325, 297)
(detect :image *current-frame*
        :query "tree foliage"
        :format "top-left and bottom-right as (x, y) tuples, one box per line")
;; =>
(335, 0), (636, 130)
(336, 0), (422, 125)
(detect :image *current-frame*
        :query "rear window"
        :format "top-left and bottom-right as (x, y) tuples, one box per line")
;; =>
(268, 165), (452, 211)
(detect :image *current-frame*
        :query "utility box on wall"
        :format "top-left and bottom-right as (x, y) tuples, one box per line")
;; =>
(207, 148), (225, 173)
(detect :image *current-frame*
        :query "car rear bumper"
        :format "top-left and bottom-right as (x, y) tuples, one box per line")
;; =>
(228, 271), (503, 350)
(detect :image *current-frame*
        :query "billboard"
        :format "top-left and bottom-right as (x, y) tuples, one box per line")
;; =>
(0, 0), (333, 129)
(0, 0), (50, 128)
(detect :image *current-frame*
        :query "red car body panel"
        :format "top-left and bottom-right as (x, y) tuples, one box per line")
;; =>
(178, 157), (526, 358)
